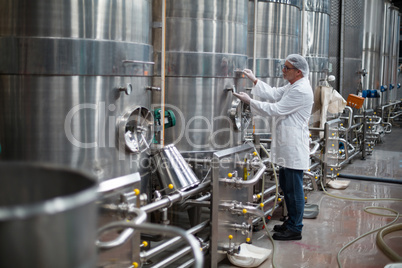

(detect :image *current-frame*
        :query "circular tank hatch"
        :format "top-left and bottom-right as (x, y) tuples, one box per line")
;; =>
(118, 106), (154, 154)
(228, 99), (252, 131)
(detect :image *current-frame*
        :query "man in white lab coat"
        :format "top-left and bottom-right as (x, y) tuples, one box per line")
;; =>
(234, 54), (313, 240)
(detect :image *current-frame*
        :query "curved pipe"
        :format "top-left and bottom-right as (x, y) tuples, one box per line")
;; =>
(338, 173), (402, 185)
(219, 164), (265, 186)
(98, 221), (204, 268)
(310, 140), (320, 155)
(96, 207), (147, 249)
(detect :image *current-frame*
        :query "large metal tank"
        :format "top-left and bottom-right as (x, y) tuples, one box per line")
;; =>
(380, 0), (393, 105)
(328, 0), (341, 92)
(361, 0), (384, 109)
(247, 0), (302, 133)
(328, 0), (364, 98)
(304, 0), (330, 90)
(247, 0), (302, 86)
(0, 0), (154, 182)
(0, 162), (98, 268)
(388, 6), (400, 102)
(152, 0), (248, 153)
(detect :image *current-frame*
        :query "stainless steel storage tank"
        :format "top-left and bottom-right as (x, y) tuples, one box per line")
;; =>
(247, 0), (302, 133)
(380, 0), (393, 105)
(0, 162), (98, 268)
(247, 0), (302, 86)
(388, 6), (400, 102)
(362, 0), (384, 109)
(152, 0), (248, 153)
(304, 0), (330, 90)
(0, 0), (154, 182)
(328, 0), (364, 98)
(328, 0), (341, 92)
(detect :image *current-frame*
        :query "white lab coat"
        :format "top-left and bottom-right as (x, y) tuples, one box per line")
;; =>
(250, 77), (314, 170)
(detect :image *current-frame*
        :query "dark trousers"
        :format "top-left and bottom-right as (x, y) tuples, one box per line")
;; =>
(279, 167), (304, 233)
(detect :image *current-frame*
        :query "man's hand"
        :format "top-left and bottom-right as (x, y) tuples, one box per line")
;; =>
(243, 69), (257, 83)
(233, 92), (251, 105)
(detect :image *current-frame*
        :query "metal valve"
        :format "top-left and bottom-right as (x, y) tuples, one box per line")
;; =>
(146, 86), (161, 91)
(225, 85), (236, 93)
(119, 83), (132, 95)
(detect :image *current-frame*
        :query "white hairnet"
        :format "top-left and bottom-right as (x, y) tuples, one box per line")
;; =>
(285, 54), (310, 78)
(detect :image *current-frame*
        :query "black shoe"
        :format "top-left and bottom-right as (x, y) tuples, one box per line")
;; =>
(272, 229), (302, 241)
(273, 222), (288, 232)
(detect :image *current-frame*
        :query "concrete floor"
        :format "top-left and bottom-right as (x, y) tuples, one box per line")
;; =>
(219, 126), (402, 268)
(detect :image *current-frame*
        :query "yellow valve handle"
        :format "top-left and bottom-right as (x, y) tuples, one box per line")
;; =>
(142, 241), (148, 247)
(246, 237), (251, 242)
(133, 189), (140, 196)
(168, 184), (174, 189)
(259, 203), (264, 208)
(228, 173), (233, 178)
(242, 209), (247, 214)
(132, 262), (139, 268)
(228, 235), (233, 240)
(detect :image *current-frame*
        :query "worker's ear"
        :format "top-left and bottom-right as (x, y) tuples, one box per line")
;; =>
(297, 70), (303, 77)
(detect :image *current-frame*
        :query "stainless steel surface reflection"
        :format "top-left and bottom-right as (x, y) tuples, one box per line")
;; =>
(329, 0), (364, 99)
(362, 0), (384, 109)
(247, 0), (302, 133)
(305, 0), (330, 90)
(388, 6), (400, 103)
(153, 144), (200, 194)
(0, 0), (154, 181)
(153, 0), (248, 152)
(0, 162), (98, 268)
(247, 0), (302, 81)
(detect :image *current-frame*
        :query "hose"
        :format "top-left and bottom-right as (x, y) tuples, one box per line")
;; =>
(336, 207), (400, 267)
(376, 223), (402, 262)
(320, 179), (402, 267)
(338, 173), (402, 185)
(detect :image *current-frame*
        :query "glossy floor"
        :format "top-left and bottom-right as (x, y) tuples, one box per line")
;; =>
(219, 127), (402, 268)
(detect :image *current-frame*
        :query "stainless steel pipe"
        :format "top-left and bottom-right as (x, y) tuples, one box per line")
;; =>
(96, 207), (147, 250)
(97, 222), (204, 268)
(141, 220), (209, 260)
(141, 182), (211, 213)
